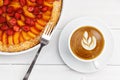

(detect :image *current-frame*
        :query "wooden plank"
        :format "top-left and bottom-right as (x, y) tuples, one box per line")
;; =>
(85, 66), (120, 80)
(109, 29), (120, 65)
(0, 65), (119, 80)
(57, 0), (120, 29)
(0, 65), (83, 80)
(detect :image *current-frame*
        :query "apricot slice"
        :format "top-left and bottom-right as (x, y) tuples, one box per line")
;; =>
(44, 11), (51, 16)
(8, 36), (13, 45)
(35, 22), (43, 30)
(42, 14), (50, 21)
(44, 1), (53, 8)
(28, 31), (36, 38)
(17, 20), (25, 27)
(13, 32), (20, 44)
(37, 19), (47, 26)
(2, 32), (7, 45)
(21, 15), (25, 22)
(26, 0), (36, 6)
(20, 34), (24, 42)
(20, 35), (24, 42)
(23, 6), (35, 18)
(0, 0), (3, 7)
(30, 27), (40, 35)
(6, 15), (11, 21)
(22, 31), (31, 40)
(10, 1), (21, 9)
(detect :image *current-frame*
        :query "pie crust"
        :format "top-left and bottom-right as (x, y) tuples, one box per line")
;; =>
(0, 0), (62, 52)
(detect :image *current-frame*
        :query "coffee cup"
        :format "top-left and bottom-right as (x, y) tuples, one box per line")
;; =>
(68, 25), (105, 62)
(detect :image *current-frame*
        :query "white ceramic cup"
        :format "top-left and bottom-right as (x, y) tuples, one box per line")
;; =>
(68, 22), (112, 63)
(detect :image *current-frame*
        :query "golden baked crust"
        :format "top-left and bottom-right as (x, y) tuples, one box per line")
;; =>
(0, 0), (62, 52)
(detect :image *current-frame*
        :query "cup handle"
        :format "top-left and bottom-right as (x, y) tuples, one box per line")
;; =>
(92, 61), (101, 69)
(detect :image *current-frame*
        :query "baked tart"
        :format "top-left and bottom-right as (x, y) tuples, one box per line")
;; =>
(0, 0), (62, 52)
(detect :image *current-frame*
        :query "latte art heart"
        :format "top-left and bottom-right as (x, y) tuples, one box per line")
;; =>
(81, 31), (97, 50)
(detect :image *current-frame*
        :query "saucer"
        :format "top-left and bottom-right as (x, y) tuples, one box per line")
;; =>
(58, 17), (114, 73)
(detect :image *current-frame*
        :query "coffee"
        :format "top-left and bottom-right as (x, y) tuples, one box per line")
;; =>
(70, 26), (104, 60)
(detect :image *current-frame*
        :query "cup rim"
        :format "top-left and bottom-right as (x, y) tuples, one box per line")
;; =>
(68, 26), (105, 62)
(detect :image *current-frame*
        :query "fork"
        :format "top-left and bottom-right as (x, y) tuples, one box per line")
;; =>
(23, 22), (56, 80)
(23, 1), (62, 79)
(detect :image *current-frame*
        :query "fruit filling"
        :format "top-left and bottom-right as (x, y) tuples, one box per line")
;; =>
(0, 0), (54, 46)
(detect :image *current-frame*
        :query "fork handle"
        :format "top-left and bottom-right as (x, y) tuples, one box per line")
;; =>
(23, 43), (45, 80)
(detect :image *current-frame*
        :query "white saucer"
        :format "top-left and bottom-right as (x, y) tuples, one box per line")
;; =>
(58, 17), (114, 73)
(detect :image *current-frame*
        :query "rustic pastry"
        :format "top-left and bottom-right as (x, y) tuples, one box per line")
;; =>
(0, 0), (62, 52)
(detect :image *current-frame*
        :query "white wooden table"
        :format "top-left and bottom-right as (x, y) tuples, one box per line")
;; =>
(0, 0), (120, 80)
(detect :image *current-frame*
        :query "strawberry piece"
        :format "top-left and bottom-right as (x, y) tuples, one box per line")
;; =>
(9, 18), (17, 25)
(6, 29), (14, 36)
(33, 19), (36, 22)
(8, 12), (15, 17)
(15, 13), (21, 20)
(30, 20), (35, 26)
(0, 8), (3, 15)
(7, 6), (14, 13)
(3, 0), (10, 6)
(30, 0), (36, 2)
(41, 6), (48, 12)
(20, 0), (26, 6)
(1, 24), (9, 31)
(37, 0), (43, 5)
(16, 8), (23, 13)
(37, 14), (42, 19)
(33, 7), (40, 15)
(13, 25), (20, 31)
(25, 18), (35, 26)
(0, 16), (6, 24)
(2, 6), (7, 13)
(28, 6), (34, 12)
(25, 17), (31, 25)
(22, 25), (30, 32)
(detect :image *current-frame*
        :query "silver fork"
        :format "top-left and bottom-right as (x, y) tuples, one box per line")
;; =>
(23, 22), (56, 80)
(23, 1), (62, 79)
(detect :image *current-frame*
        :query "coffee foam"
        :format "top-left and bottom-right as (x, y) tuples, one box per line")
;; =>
(81, 31), (97, 50)
(70, 26), (104, 60)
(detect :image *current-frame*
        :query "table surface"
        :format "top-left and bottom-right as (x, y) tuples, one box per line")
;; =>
(1, 0), (120, 80)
